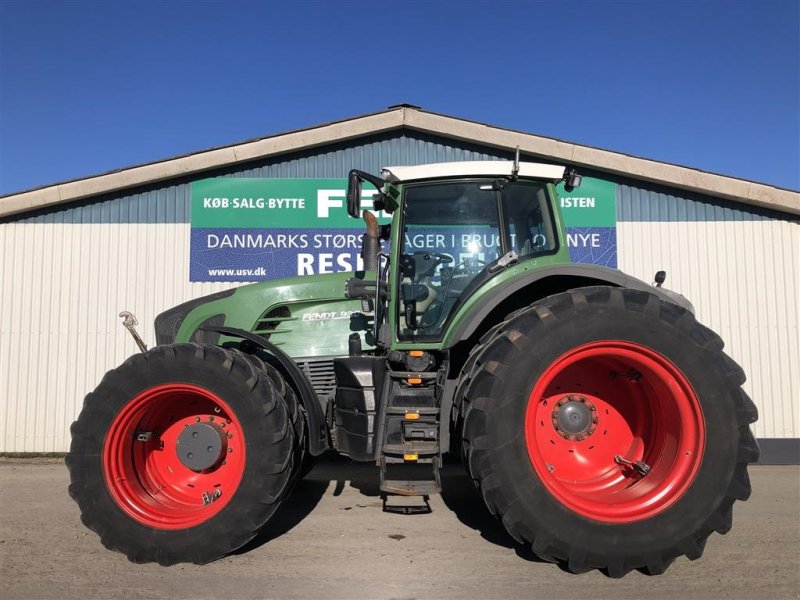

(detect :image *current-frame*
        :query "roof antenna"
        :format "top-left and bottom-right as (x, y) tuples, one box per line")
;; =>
(511, 146), (520, 180)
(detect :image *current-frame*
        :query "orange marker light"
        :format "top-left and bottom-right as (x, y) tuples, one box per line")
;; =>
(409, 350), (424, 357)
(403, 453), (419, 461)
(407, 378), (422, 385)
(405, 412), (420, 420)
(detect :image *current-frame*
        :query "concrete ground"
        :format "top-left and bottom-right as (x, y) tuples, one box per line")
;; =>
(0, 457), (798, 600)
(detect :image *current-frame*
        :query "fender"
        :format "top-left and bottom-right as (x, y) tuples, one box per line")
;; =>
(445, 264), (695, 346)
(201, 325), (329, 456)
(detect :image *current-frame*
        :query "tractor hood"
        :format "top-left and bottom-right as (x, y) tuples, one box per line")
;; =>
(154, 271), (373, 358)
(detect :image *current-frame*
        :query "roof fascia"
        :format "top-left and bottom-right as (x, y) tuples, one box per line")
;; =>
(0, 109), (404, 218)
(2, 106), (797, 218)
(404, 109), (799, 216)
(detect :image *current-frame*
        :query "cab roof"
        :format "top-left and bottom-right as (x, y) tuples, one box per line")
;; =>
(381, 161), (566, 184)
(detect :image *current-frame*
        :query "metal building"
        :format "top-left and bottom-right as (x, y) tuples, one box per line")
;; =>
(1, 105), (798, 461)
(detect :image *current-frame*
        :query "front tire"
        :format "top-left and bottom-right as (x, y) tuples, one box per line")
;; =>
(237, 350), (311, 481)
(67, 343), (296, 565)
(457, 286), (759, 576)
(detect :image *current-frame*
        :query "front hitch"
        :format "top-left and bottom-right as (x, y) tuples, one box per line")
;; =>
(119, 311), (148, 353)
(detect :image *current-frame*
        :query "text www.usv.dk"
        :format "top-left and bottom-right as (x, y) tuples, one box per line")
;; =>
(207, 267), (267, 277)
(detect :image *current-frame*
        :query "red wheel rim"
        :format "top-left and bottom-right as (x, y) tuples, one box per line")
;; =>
(524, 341), (705, 523)
(103, 384), (245, 529)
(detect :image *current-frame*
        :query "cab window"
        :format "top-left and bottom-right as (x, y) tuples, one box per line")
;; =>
(397, 178), (556, 342)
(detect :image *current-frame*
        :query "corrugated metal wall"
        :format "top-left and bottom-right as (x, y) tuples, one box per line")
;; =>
(615, 183), (799, 440)
(0, 131), (797, 451)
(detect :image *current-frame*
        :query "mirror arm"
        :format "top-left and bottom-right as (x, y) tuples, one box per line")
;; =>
(350, 169), (385, 190)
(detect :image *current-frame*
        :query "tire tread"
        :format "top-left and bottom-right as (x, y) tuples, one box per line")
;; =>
(456, 286), (759, 575)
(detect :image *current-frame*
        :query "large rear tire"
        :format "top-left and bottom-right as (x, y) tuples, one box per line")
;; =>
(66, 343), (296, 565)
(457, 286), (759, 576)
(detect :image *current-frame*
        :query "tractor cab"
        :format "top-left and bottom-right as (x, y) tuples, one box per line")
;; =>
(346, 161), (579, 344)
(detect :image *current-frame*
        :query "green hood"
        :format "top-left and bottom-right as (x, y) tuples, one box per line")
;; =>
(155, 271), (372, 358)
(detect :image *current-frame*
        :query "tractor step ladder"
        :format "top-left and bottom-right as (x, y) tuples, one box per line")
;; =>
(378, 369), (442, 507)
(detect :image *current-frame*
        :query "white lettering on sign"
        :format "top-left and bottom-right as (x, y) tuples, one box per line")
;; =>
(267, 198), (305, 209)
(461, 233), (502, 249)
(404, 234), (447, 248)
(203, 197), (305, 209)
(317, 190), (344, 218)
(317, 188), (390, 218)
(206, 233), (309, 249)
(203, 197), (230, 208)
(312, 233), (361, 249)
(296, 253), (364, 275)
(566, 232), (601, 248)
(232, 198), (265, 209)
(561, 197), (596, 208)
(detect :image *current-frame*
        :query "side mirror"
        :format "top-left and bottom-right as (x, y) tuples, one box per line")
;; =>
(347, 170), (362, 218)
(563, 168), (583, 193)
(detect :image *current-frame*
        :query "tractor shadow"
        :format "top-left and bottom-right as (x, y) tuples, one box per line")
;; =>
(313, 454), (549, 565)
(235, 452), (382, 555)
(237, 454), (552, 568)
(234, 473), (329, 555)
(437, 461), (548, 564)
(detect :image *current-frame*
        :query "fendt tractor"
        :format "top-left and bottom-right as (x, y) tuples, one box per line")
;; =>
(67, 158), (759, 576)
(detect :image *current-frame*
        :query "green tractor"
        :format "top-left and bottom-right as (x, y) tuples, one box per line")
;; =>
(67, 159), (758, 576)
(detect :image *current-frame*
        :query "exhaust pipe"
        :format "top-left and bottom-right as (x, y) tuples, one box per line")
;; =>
(361, 211), (380, 272)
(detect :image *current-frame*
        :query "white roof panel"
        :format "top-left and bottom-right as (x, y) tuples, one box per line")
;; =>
(382, 161), (566, 183)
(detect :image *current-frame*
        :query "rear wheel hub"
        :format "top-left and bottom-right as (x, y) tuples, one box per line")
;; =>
(177, 423), (226, 471)
(552, 395), (596, 439)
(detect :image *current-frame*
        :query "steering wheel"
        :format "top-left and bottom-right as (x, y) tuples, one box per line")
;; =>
(412, 251), (453, 263)
(411, 251), (453, 278)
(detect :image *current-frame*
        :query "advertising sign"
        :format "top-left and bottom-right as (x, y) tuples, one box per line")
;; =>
(190, 176), (617, 282)
(556, 177), (617, 268)
(190, 179), (383, 282)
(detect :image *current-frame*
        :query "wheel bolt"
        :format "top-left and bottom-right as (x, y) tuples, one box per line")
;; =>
(195, 417), (201, 423)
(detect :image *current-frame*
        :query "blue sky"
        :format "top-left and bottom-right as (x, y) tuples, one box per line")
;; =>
(1, 0), (798, 194)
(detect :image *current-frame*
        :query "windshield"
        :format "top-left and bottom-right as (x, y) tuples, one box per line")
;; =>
(398, 179), (556, 341)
